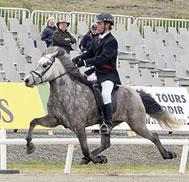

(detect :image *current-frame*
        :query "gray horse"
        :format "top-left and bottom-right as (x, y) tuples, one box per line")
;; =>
(24, 46), (179, 164)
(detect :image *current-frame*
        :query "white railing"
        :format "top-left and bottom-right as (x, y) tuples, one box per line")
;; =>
(2, 7), (189, 35)
(135, 16), (189, 36)
(69, 11), (134, 33)
(31, 10), (70, 31)
(0, 129), (188, 174)
(30, 10), (134, 33)
(0, 7), (30, 23)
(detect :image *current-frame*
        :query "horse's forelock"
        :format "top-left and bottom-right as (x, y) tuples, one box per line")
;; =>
(42, 46), (65, 57)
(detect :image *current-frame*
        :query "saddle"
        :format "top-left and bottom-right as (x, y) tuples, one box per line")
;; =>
(91, 82), (119, 124)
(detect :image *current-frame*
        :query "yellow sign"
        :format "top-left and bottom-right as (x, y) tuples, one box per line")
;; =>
(0, 83), (45, 129)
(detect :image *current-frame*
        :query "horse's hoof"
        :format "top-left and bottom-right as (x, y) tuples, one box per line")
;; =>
(79, 158), (90, 165)
(97, 155), (108, 164)
(164, 151), (177, 159)
(92, 155), (108, 164)
(26, 143), (35, 154)
(169, 151), (177, 159)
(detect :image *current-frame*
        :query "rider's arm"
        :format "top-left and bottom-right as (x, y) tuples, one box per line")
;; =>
(84, 38), (118, 67)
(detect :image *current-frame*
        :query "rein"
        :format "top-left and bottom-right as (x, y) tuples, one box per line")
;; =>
(30, 56), (77, 84)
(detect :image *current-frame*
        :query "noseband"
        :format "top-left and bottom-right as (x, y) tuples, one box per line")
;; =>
(30, 56), (76, 84)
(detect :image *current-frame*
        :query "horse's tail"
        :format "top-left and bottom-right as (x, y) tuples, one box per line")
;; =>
(137, 90), (181, 130)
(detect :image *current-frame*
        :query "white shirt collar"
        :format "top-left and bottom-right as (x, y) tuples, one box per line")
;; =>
(99, 31), (111, 39)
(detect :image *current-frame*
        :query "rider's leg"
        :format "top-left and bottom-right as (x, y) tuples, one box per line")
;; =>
(100, 80), (114, 134)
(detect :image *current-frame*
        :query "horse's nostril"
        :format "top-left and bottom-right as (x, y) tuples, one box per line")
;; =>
(25, 79), (29, 84)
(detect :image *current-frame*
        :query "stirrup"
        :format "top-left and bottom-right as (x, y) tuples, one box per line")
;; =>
(100, 123), (112, 135)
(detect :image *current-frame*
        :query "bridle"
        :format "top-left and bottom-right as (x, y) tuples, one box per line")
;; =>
(30, 55), (76, 84)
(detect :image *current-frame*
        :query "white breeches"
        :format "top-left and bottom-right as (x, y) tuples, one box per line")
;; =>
(101, 80), (114, 105)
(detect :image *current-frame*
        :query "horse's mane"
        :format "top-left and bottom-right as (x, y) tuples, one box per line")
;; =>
(42, 46), (84, 82)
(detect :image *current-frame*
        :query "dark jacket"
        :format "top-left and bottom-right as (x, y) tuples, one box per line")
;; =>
(52, 29), (76, 54)
(41, 26), (57, 47)
(80, 33), (121, 85)
(79, 31), (98, 52)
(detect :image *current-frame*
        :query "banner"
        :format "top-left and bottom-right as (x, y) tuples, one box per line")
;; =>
(115, 86), (189, 131)
(0, 83), (45, 129)
(1, 83), (189, 131)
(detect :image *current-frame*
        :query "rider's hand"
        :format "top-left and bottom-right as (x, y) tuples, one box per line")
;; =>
(77, 60), (85, 67)
(72, 56), (81, 65)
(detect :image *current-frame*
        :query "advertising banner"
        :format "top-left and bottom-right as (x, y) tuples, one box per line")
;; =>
(1, 83), (189, 131)
(115, 86), (189, 131)
(0, 83), (45, 129)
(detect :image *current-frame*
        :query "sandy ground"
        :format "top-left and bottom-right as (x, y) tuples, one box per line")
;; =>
(0, 171), (189, 182)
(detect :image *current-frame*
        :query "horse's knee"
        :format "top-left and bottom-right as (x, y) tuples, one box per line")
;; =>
(30, 119), (38, 127)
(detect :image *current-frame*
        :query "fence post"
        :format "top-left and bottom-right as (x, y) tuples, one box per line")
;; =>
(179, 143), (189, 174)
(64, 144), (74, 174)
(0, 128), (7, 170)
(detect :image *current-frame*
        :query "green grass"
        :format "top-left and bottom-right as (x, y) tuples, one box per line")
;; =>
(8, 161), (189, 174)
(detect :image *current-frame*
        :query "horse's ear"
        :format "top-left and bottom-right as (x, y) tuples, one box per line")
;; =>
(51, 49), (65, 58)
(51, 50), (59, 57)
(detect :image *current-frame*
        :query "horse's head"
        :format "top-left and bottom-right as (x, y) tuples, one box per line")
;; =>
(24, 47), (70, 87)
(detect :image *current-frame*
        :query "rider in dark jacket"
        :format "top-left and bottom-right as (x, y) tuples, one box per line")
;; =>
(72, 13), (121, 134)
(41, 17), (57, 47)
(52, 18), (76, 54)
(79, 23), (98, 53)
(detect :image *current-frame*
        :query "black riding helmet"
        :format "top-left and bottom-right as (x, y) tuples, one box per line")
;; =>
(96, 13), (114, 25)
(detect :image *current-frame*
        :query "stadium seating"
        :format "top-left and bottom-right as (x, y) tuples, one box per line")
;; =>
(1, 10), (189, 87)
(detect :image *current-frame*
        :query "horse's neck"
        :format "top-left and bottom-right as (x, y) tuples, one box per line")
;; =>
(50, 75), (72, 98)
(49, 74), (87, 103)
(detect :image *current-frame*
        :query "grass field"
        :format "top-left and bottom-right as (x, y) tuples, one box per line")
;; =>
(8, 161), (189, 174)
(0, 0), (189, 19)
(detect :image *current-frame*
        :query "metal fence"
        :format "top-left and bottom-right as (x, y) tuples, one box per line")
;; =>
(0, 7), (30, 24)
(70, 12), (134, 33)
(31, 10), (70, 31)
(135, 16), (189, 36)
(2, 7), (189, 34)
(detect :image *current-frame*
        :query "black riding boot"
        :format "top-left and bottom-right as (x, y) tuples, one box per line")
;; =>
(100, 103), (113, 134)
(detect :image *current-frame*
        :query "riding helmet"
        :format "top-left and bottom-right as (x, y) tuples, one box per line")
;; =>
(96, 13), (114, 25)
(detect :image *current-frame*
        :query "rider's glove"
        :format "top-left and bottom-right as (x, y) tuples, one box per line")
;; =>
(77, 59), (85, 68)
(72, 56), (81, 65)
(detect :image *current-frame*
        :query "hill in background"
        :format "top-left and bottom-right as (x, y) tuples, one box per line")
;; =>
(0, 0), (189, 19)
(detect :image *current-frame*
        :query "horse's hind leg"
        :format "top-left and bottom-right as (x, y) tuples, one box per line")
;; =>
(26, 114), (59, 154)
(128, 119), (176, 160)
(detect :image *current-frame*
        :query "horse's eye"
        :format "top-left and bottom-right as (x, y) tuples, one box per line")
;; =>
(43, 64), (48, 68)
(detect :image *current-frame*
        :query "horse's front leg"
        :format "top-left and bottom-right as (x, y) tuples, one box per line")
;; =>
(26, 114), (59, 154)
(80, 134), (111, 165)
(75, 127), (106, 164)
(79, 122), (121, 164)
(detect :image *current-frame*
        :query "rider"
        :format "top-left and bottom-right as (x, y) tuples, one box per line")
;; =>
(72, 12), (121, 134)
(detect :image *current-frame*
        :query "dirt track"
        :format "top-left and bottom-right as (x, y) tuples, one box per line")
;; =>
(1, 172), (189, 182)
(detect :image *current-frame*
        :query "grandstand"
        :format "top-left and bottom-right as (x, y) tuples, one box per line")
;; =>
(0, 7), (189, 87)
